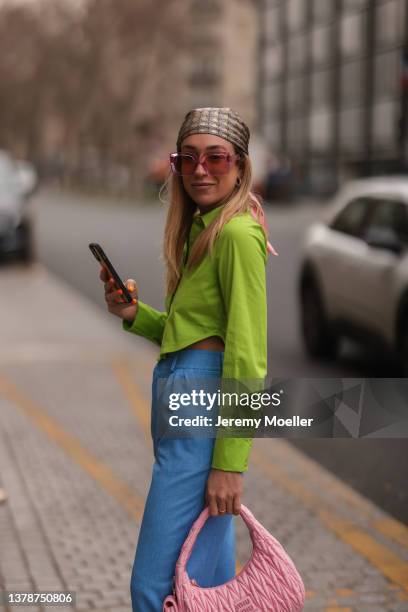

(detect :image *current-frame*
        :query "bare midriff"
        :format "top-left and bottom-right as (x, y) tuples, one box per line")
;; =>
(185, 335), (225, 352)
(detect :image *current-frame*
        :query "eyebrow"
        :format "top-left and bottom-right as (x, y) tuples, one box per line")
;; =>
(181, 145), (228, 152)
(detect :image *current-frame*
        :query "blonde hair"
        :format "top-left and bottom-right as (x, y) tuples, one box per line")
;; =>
(159, 150), (266, 297)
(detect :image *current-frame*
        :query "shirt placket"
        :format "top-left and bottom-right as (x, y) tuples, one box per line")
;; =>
(167, 218), (204, 313)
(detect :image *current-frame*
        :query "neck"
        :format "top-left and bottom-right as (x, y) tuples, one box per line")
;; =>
(197, 202), (222, 215)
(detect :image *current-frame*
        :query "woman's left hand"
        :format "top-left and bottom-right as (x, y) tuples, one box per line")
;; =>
(205, 468), (243, 516)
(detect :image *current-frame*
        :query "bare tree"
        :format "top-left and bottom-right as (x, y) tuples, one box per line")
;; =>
(0, 0), (189, 193)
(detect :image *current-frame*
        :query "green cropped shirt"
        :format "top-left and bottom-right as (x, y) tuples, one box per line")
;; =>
(122, 203), (268, 472)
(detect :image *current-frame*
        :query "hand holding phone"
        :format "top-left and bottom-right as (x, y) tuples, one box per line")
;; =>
(90, 243), (134, 303)
(89, 243), (138, 322)
(99, 267), (139, 322)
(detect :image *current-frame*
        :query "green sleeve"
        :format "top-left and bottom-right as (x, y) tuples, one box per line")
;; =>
(122, 300), (168, 346)
(122, 244), (185, 346)
(211, 219), (268, 472)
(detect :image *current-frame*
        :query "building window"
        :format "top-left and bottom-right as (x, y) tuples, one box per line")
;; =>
(189, 57), (220, 86)
(342, 0), (368, 12)
(287, 0), (307, 33)
(312, 0), (335, 23)
(340, 12), (365, 57)
(375, 0), (403, 49)
(190, 0), (221, 17)
(311, 25), (333, 66)
(341, 59), (365, 106)
(339, 107), (364, 154)
(265, 6), (281, 43)
(287, 76), (304, 114)
(372, 100), (398, 150)
(374, 50), (399, 101)
(288, 117), (304, 153)
(311, 69), (332, 110)
(190, 89), (216, 108)
(265, 44), (283, 79)
(265, 121), (281, 149)
(263, 82), (281, 119)
(309, 109), (334, 152)
(288, 32), (307, 74)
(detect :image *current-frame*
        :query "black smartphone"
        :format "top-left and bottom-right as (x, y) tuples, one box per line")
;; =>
(89, 242), (134, 304)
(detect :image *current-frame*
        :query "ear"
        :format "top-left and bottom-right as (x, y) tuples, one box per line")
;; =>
(233, 146), (245, 179)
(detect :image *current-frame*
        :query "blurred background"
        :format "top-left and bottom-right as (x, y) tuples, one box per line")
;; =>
(0, 0), (407, 196)
(0, 0), (407, 526)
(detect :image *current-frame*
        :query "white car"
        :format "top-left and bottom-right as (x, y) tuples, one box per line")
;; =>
(0, 150), (37, 262)
(298, 177), (408, 375)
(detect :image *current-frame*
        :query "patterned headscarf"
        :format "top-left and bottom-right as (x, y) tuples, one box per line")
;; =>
(177, 107), (250, 155)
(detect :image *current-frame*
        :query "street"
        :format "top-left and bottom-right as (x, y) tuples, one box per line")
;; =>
(0, 259), (407, 611)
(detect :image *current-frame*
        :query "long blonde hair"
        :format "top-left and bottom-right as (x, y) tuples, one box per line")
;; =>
(159, 149), (266, 297)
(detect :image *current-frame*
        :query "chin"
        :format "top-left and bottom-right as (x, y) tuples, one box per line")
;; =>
(190, 194), (220, 207)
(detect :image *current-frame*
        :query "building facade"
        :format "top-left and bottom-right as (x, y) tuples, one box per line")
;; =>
(186, 0), (259, 130)
(259, 0), (408, 196)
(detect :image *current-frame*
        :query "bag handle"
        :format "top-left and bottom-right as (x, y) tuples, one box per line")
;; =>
(177, 504), (256, 572)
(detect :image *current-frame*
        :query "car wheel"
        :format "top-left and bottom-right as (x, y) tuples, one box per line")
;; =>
(399, 318), (408, 377)
(16, 217), (35, 263)
(300, 281), (339, 359)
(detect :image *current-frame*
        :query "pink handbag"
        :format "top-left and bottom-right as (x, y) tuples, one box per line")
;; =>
(163, 504), (305, 611)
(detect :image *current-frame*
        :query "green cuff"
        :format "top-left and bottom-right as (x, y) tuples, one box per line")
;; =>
(122, 300), (163, 345)
(211, 437), (253, 472)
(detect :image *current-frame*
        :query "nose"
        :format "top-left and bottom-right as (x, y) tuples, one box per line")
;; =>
(194, 160), (208, 177)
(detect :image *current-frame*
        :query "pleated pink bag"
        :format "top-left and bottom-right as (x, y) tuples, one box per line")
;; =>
(163, 504), (305, 611)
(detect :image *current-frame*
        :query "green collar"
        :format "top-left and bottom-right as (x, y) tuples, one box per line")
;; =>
(193, 203), (225, 228)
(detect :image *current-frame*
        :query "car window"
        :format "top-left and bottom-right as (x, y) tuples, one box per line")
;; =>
(365, 198), (408, 245)
(330, 196), (372, 238)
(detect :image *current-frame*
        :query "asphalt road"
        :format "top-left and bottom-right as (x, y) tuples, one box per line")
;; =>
(28, 186), (407, 524)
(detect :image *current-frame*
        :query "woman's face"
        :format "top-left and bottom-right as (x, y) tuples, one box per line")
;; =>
(180, 134), (242, 211)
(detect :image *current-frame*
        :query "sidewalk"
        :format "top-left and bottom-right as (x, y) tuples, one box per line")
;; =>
(0, 263), (407, 611)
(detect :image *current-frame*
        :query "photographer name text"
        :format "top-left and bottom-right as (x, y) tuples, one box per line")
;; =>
(168, 415), (314, 428)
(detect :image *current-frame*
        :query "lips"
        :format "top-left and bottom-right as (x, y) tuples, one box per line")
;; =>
(191, 183), (216, 187)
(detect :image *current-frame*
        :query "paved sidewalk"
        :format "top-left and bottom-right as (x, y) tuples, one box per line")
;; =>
(0, 263), (407, 611)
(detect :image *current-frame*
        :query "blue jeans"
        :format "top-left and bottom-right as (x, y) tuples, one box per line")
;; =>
(130, 348), (236, 611)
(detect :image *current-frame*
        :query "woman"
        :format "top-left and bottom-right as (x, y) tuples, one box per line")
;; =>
(100, 107), (275, 611)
